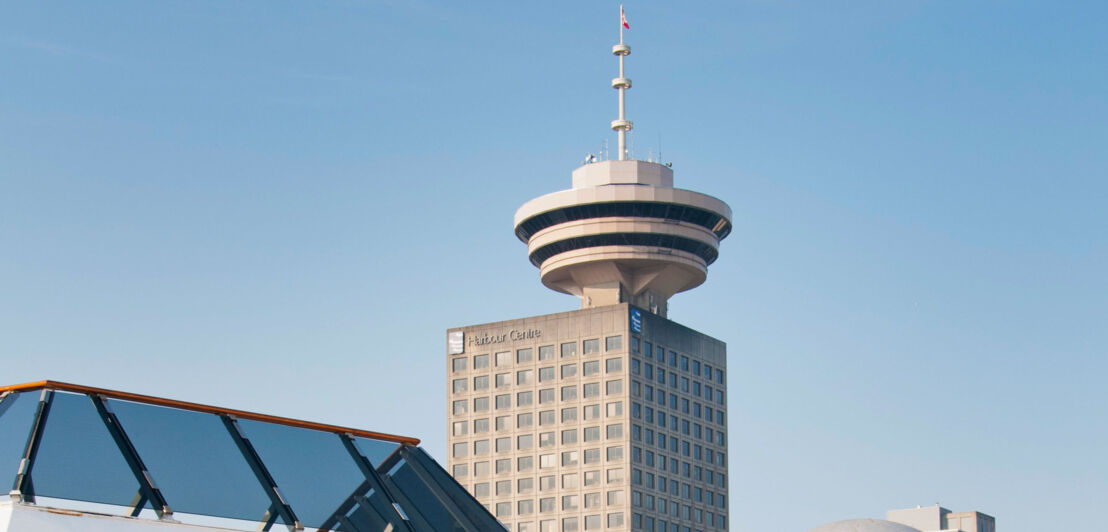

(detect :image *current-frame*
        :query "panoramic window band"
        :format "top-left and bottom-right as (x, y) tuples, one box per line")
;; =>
(529, 232), (719, 267)
(516, 201), (732, 242)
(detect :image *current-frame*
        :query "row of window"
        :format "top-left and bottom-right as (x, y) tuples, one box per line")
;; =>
(499, 513), (625, 532)
(451, 359), (624, 393)
(632, 425), (727, 476)
(451, 380), (625, 412)
(631, 447), (725, 489)
(469, 468), (627, 498)
(631, 402), (725, 448)
(452, 404), (626, 436)
(633, 510), (726, 532)
(632, 340), (724, 385)
(631, 471), (725, 509)
(634, 381), (725, 429)
(452, 424), (625, 458)
(452, 336), (624, 373)
(630, 364), (725, 407)
(453, 445), (627, 479)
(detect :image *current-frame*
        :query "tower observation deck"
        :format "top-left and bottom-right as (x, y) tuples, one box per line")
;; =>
(514, 17), (732, 318)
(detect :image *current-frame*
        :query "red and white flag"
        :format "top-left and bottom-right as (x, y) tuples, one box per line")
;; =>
(621, 6), (630, 29)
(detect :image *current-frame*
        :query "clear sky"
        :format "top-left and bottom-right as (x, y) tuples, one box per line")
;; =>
(2, 1), (1105, 530)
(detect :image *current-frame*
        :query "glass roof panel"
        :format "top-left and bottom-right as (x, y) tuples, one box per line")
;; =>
(106, 398), (273, 521)
(0, 392), (39, 482)
(237, 417), (368, 528)
(29, 391), (138, 506)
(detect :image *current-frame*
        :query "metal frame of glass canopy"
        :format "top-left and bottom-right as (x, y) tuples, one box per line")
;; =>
(0, 380), (504, 532)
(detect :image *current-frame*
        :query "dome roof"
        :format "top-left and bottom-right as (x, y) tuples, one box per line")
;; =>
(808, 519), (922, 532)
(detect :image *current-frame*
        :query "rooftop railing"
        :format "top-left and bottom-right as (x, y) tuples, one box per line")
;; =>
(0, 380), (503, 532)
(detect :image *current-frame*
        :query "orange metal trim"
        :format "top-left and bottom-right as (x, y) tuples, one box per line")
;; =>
(0, 380), (420, 446)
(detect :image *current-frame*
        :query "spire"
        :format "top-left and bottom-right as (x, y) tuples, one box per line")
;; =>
(611, 5), (633, 160)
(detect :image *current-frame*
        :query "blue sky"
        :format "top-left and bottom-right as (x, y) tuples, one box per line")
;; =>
(1, 1), (1105, 530)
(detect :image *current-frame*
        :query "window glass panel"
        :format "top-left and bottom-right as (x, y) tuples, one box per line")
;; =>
(496, 351), (512, 366)
(605, 336), (622, 351)
(583, 361), (600, 376)
(583, 339), (600, 354)
(517, 348), (534, 363)
(539, 345), (555, 360)
(560, 342), (577, 357)
(452, 357), (467, 372)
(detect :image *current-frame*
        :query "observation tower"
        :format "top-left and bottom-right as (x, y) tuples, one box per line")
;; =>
(513, 23), (732, 318)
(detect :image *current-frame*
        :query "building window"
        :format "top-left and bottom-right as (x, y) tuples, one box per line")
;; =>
(496, 351), (512, 366)
(539, 345), (555, 360)
(473, 354), (489, 369)
(562, 385), (578, 401)
(562, 473), (579, 489)
(452, 357), (467, 372)
(562, 495), (579, 510)
(518, 413), (534, 429)
(605, 358), (622, 373)
(452, 442), (467, 457)
(584, 470), (600, 486)
(473, 397), (489, 412)
(540, 410), (556, 425)
(583, 339), (600, 354)
(561, 407), (577, 422)
(473, 482), (489, 497)
(540, 498), (556, 513)
(496, 479), (512, 495)
(606, 468), (624, 484)
(561, 342), (577, 357)
(583, 382), (600, 398)
(562, 516), (579, 531)
(452, 400), (467, 415)
(606, 446), (623, 461)
(496, 501), (511, 517)
(607, 512), (624, 528)
(474, 439), (489, 455)
(562, 429), (578, 444)
(474, 375), (489, 390)
(518, 391), (534, 406)
(495, 371), (510, 387)
(518, 477), (534, 493)
(452, 463), (467, 478)
(606, 423), (623, 439)
(585, 492), (601, 508)
(518, 348), (534, 363)
(606, 401), (623, 417)
(540, 454), (556, 468)
(540, 432), (556, 447)
(519, 499), (535, 515)
(496, 437), (511, 452)
(583, 426), (600, 441)
(583, 360), (600, 376)
(518, 456), (534, 471)
(518, 369), (534, 385)
(539, 367), (555, 382)
(452, 421), (467, 436)
(518, 433), (534, 449)
(452, 379), (467, 394)
(605, 335), (622, 351)
(584, 447), (600, 464)
(562, 451), (579, 466)
(473, 418), (489, 433)
(561, 364), (578, 378)
(496, 394), (511, 409)
(473, 461), (489, 476)
(605, 380), (622, 395)
(583, 404), (601, 420)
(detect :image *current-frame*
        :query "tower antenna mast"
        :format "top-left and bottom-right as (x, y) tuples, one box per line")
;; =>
(611, 5), (633, 160)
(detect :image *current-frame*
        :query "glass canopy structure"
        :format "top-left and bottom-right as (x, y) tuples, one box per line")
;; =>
(0, 380), (505, 532)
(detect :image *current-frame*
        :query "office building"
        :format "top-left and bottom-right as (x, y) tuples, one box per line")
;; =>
(808, 504), (996, 532)
(446, 21), (732, 532)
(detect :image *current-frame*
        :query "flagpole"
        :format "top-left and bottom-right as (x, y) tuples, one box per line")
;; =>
(619, 4), (624, 44)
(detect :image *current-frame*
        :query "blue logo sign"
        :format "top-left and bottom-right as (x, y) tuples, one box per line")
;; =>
(630, 308), (642, 333)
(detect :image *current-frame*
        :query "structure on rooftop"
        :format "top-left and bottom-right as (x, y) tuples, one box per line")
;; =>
(0, 380), (504, 532)
(512, 8), (732, 319)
